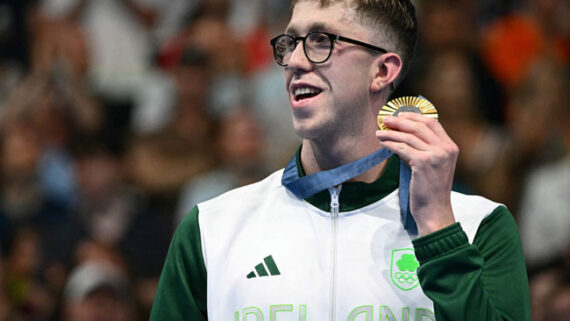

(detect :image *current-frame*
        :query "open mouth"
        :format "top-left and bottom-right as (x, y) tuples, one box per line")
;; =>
(293, 86), (322, 102)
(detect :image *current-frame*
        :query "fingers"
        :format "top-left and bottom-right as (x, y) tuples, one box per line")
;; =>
(376, 139), (415, 163)
(375, 126), (430, 151)
(375, 112), (459, 165)
(398, 112), (455, 144)
(379, 112), (445, 144)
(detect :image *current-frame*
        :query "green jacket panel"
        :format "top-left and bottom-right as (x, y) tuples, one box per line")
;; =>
(413, 206), (531, 321)
(149, 206), (207, 320)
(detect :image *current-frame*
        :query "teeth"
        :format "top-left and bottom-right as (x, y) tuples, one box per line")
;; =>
(294, 87), (320, 97)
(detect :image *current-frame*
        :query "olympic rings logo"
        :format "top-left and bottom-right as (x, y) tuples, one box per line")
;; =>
(394, 272), (417, 284)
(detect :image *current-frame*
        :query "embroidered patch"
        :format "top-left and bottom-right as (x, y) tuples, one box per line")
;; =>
(390, 248), (420, 291)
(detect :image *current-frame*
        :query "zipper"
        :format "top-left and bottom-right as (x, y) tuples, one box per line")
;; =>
(328, 185), (342, 321)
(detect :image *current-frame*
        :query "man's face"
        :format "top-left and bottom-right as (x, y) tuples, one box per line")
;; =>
(284, 1), (379, 140)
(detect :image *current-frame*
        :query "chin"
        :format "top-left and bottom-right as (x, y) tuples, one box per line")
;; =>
(292, 125), (314, 140)
(292, 119), (317, 140)
(291, 118), (335, 141)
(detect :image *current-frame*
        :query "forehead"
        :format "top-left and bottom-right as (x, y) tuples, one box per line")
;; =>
(286, 1), (362, 35)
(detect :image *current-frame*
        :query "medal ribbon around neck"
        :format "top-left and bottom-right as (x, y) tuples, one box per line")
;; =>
(282, 96), (438, 235)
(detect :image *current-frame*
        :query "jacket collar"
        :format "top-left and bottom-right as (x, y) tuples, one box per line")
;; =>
(292, 146), (400, 212)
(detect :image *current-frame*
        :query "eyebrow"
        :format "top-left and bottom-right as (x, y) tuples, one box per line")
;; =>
(285, 23), (332, 36)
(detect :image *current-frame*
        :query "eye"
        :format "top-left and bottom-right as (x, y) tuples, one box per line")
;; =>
(307, 33), (331, 48)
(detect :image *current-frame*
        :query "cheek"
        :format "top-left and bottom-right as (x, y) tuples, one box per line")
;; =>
(331, 62), (371, 94)
(330, 71), (370, 106)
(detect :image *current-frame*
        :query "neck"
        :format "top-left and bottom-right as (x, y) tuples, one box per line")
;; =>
(300, 126), (387, 183)
(299, 92), (390, 182)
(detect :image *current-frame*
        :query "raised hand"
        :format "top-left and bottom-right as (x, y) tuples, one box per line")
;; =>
(376, 112), (458, 236)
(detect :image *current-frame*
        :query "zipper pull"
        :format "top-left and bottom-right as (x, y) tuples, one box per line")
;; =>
(329, 185), (342, 215)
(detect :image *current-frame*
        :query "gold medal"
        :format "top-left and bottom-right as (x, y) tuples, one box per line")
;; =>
(377, 96), (438, 130)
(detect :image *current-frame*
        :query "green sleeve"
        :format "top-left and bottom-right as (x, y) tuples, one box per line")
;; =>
(149, 206), (208, 320)
(412, 206), (531, 321)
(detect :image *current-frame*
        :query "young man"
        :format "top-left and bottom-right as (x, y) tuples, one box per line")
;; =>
(150, 1), (531, 320)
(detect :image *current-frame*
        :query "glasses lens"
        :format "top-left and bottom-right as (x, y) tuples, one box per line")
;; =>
(273, 35), (295, 66)
(305, 32), (332, 63)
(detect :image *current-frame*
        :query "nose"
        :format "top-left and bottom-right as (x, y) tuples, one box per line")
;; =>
(285, 41), (312, 71)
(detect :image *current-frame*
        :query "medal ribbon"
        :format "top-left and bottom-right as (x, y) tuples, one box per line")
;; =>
(281, 148), (418, 234)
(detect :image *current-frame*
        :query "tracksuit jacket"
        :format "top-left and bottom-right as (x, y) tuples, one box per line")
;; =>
(150, 153), (531, 321)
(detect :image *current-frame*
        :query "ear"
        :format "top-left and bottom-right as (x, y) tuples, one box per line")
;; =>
(370, 53), (403, 92)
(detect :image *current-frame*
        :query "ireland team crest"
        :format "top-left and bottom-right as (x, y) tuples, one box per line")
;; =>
(390, 248), (420, 291)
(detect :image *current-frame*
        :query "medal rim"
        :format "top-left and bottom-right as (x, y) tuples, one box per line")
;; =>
(377, 96), (438, 131)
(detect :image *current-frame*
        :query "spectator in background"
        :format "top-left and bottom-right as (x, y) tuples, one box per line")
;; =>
(126, 47), (215, 196)
(503, 58), (568, 169)
(0, 73), (99, 207)
(529, 267), (570, 321)
(3, 228), (55, 320)
(63, 260), (134, 321)
(0, 119), (83, 301)
(529, 267), (562, 321)
(481, 0), (570, 89)
(122, 49), (216, 319)
(38, 0), (159, 103)
(411, 0), (505, 125)
(0, 121), (45, 225)
(72, 135), (139, 248)
(0, 9), (101, 278)
(0, 0), (34, 107)
(417, 0), (475, 51)
(517, 59), (569, 270)
(547, 285), (570, 321)
(189, 4), (246, 117)
(156, 1), (300, 168)
(1, 8), (103, 209)
(72, 133), (173, 319)
(176, 106), (268, 224)
(417, 48), (511, 204)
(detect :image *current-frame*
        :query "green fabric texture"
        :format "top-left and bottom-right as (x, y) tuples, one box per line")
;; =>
(296, 147), (400, 212)
(149, 206), (207, 320)
(412, 206), (531, 321)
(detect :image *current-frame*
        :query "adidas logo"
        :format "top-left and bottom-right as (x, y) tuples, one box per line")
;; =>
(246, 255), (281, 279)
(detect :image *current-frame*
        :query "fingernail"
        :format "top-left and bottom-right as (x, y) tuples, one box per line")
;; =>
(383, 116), (393, 122)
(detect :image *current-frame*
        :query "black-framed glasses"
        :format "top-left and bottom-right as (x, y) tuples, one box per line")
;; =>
(270, 31), (388, 66)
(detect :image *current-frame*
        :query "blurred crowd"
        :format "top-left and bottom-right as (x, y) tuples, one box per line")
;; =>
(0, 0), (567, 320)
